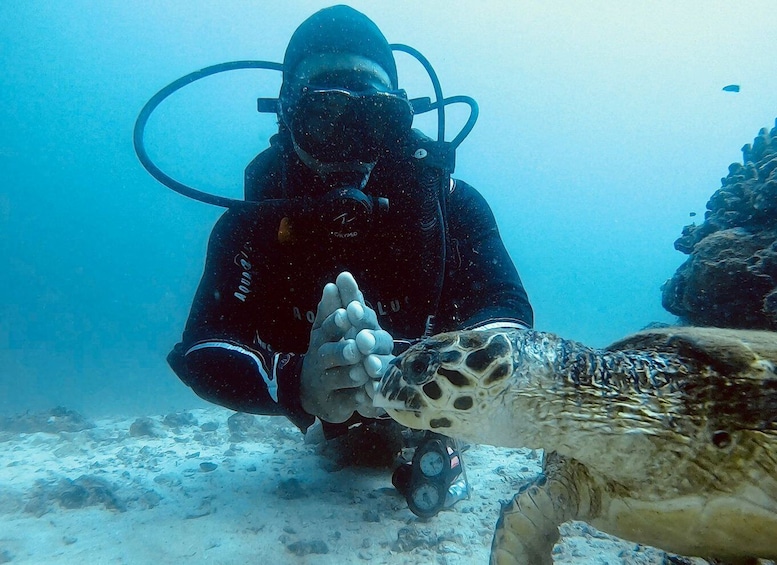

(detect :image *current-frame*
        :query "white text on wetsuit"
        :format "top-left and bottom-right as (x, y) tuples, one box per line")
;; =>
(293, 298), (403, 323)
(233, 251), (252, 302)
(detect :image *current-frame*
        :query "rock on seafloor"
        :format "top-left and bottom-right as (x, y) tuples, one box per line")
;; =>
(663, 119), (777, 329)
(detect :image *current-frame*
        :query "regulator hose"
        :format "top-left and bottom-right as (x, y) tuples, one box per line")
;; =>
(133, 60), (283, 208)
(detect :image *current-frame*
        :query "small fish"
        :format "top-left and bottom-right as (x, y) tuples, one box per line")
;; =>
(689, 211), (697, 217)
(722, 84), (740, 93)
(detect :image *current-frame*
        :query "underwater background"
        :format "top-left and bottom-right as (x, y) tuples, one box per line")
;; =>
(2, 0), (776, 417)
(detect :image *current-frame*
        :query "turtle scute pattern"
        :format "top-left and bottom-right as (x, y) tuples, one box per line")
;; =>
(376, 327), (777, 564)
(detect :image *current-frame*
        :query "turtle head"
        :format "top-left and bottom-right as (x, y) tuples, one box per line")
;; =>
(374, 330), (515, 436)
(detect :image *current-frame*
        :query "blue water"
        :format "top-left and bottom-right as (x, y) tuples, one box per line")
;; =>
(2, 1), (776, 417)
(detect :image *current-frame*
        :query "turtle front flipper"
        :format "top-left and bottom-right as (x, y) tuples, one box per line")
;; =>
(491, 452), (602, 565)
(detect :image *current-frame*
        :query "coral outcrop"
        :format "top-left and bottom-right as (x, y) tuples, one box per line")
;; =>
(662, 119), (777, 329)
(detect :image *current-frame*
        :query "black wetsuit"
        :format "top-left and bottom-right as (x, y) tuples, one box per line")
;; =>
(168, 131), (533, 434)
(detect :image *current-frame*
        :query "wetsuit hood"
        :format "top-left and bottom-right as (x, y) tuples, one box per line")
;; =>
(282, 5), (398, 89)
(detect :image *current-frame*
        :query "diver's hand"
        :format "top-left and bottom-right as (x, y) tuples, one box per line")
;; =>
(345, 301), (394, 413)
(300, 273), (394, 422)
(300, 281), (360, 423)
(334, 272), (395, 418)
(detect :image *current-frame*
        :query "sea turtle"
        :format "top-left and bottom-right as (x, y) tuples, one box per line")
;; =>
(374, 326), (777, 564)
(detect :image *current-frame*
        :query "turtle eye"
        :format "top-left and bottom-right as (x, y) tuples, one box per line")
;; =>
(403, 352), (433, 384)
(410, 357), (428, 376)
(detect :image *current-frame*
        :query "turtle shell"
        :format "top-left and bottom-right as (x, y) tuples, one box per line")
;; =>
(607, 326), (777, 376)
(607, 326), (777, 433)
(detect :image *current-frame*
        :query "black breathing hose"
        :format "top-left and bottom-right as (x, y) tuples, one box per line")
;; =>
(133, 60), (283, 208)
(133, 49), (478, 208)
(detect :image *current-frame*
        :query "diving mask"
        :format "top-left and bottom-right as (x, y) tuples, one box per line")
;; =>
(282, 86), (414, 165)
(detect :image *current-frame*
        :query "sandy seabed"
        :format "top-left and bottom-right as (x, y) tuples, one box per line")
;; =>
(0, 407), (706, 564)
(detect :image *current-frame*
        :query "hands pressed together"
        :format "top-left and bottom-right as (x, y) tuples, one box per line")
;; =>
(300, 272), (395, 423)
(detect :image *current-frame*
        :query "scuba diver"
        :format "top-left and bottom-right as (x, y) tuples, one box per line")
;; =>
(157, 5), (533, 518)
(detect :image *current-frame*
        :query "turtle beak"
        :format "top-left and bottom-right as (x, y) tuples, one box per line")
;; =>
(373, 362), (413, 411)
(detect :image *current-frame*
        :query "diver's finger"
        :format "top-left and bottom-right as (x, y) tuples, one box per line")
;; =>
(315, 308), (351, 343)
(312, 282), (343, 330)
(355, 329), (393, 355)
(374, 330), (394, 354)
(336, 271), (365, 306)
(346, 300), (381, 331)
(310, 309), (349, 349)
(314, 365), (368, 396)
(317, 339), (361, 370)
(364, 354), (394, 379)
(356, 402), (386, 419)
(319, 389), (360, 424)
(353, 387), (377, 411)
(364, 374), (380, 398)
(348, 364), (370, 386)
(355, 329), (375, 355)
